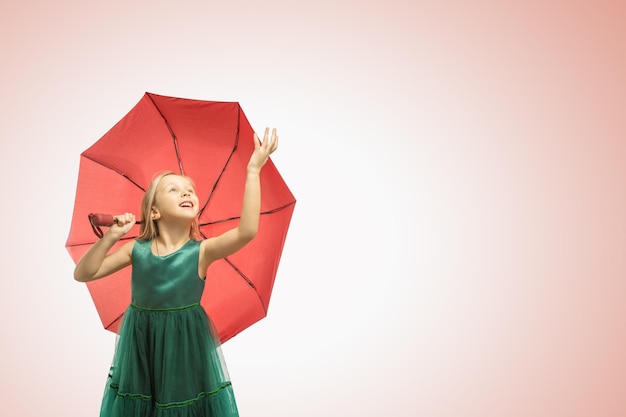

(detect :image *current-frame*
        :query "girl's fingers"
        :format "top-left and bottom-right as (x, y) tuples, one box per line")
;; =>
(273, 137), (279, 153)
(254, 133), (261, 149)
(263, 127), (269, 144)
(268, 130), (278, 154)
(114, 212), (135, 226)
(252, 127), (278, 161)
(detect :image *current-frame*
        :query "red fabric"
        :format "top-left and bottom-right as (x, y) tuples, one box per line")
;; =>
(66, 92), (295, 343)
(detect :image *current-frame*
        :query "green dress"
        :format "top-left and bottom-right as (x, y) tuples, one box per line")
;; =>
(100, 239), (239, 417)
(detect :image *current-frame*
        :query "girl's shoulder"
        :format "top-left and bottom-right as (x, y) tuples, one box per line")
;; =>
(121, 239), (138, 257)
(132, 238), (148, 247)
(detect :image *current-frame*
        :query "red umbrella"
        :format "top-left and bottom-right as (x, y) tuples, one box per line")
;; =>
(66, 92), (295, 343)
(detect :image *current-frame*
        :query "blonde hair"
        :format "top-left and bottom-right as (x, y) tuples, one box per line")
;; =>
(137, 171), (201, 241)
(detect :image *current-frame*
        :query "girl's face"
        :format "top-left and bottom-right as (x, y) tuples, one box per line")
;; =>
(152, 175), (200, 221)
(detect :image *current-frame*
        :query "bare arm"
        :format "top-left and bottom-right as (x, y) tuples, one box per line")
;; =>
(201, 128), (278, 265)
(74, 213), (136, 282)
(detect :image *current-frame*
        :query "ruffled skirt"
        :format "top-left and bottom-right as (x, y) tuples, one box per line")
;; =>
(100, 304), (239, 417)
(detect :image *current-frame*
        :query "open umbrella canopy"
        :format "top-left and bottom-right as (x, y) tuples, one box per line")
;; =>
(66, 92), (295, 343)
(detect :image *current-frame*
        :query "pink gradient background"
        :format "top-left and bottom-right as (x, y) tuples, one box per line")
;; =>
(1, 1), (625, 416)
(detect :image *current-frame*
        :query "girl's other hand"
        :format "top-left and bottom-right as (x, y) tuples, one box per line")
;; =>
(108, 212), (136, 239)
(248, 127), (278, 172)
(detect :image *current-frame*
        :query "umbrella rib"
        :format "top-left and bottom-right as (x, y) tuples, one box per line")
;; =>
(198, 200), (296, 227)
(146, 93), (185, 175)
(81, 154), (147, 192)
(223, 257), (267, 315)
(106, 312), (126, 330)
(198, 107), (241, 218)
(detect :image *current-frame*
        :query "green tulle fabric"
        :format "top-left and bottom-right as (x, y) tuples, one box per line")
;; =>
(99, 239), (239, 417)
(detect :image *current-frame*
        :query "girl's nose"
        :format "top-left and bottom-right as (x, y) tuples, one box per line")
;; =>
(182, 191), (190, 197)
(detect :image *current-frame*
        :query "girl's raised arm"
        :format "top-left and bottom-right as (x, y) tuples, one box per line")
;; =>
(200, 128), (278, 266)
(74, 213), (136, 282)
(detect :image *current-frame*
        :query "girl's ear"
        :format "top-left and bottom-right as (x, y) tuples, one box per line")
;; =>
(151, 207), (161, 220)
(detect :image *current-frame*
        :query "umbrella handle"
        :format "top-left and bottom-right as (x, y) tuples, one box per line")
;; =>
(89, 213), (116, 227)
(88, 213), (142, 238)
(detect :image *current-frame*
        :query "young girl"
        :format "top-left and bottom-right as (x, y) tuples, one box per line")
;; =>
(74, 128), (279, 417)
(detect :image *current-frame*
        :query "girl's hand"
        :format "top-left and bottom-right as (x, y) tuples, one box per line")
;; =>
(248, 127), (278, 173)
(107, 212), (136, 239)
